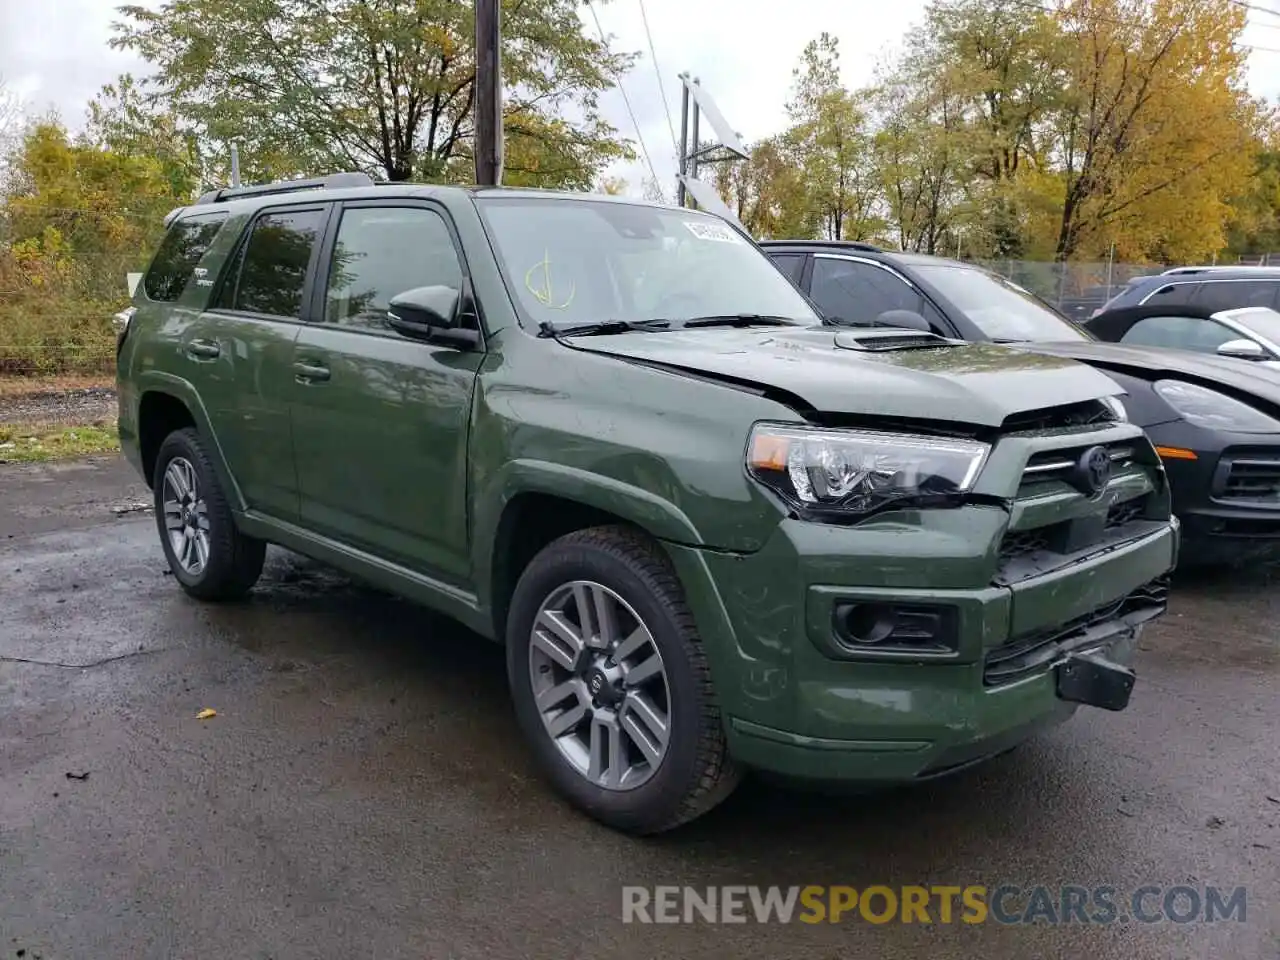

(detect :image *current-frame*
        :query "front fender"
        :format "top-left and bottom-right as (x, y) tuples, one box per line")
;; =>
(471, 457), (707, 614)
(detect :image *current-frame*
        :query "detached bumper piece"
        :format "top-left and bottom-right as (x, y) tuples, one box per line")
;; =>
(1055, 652), (1135, 711)
(983, 574), (1168, 689)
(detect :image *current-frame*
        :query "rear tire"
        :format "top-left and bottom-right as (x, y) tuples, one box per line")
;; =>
(506, 525), (740, 834)
(152, 427), (265, 601)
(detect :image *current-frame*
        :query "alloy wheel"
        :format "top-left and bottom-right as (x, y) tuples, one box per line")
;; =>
(528, 580), (672, 791)
(161, 456), (211, 576)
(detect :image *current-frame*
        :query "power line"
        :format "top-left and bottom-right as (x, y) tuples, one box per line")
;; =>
(637, 0), (679, 156)
(586, 0), (665, 201)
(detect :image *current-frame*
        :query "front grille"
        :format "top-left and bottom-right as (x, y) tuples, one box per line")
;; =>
(996, 493), (1151, 575)
(998, 528), (1052, 565)
(1106, 498), (1144, 528)
(983, 574), (1170, 686)
(1220, 458), (1280, 502)
(1002, 399), (1117, 434)
(1018, 443), (1133, 493)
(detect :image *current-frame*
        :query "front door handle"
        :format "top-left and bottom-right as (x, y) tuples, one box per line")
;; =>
(186, 338), (220, 360)
(293, 360), (331, 383)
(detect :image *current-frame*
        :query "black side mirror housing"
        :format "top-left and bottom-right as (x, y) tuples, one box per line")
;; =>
(386, 285), (480, 349)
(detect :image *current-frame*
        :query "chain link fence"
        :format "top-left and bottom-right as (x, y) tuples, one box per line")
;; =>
(973, 259), (1163, 322)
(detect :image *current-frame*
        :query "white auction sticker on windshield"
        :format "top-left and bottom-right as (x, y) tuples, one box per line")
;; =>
(683, 220), (743, 243)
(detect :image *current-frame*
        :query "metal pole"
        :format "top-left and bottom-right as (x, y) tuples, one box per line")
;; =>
(688, 78), (701, 206)
(230, 143), (240, 187)
(474, 0), (503, 186)
(676, 74), (689, 207)
(1105, 241), (1115, 299)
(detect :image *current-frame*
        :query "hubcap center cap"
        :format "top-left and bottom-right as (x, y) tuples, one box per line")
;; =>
(585, 662), (624, 707)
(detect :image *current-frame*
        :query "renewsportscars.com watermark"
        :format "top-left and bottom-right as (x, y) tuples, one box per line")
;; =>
(621, 884), (1248, 925)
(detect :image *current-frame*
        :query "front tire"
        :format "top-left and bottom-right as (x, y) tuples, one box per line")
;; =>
(152, 428), (265, 601)
(506, 525), (740, 834)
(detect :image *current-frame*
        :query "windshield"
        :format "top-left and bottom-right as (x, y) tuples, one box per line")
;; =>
(475, 196), (819, 329)
(912, 263), (1090, 343)
(1225, 307), (1280, 345)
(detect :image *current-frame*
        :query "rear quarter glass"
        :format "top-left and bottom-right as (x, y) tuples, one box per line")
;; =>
(142, 212), (229, 303)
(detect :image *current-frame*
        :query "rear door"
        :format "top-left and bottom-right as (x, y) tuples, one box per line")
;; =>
(288, 199), (483, 583)
(196, 203), (330, 520)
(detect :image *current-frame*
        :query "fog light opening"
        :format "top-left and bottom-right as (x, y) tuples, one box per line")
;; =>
(840, 603), (898, 645)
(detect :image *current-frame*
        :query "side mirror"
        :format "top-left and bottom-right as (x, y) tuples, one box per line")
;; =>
(388, 285), (460, 330)
(874, 309), (933, 333)
(1217, 338), (1267, 361)
(386, 285), (481, 349)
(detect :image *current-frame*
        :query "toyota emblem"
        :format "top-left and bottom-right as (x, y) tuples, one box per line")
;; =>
(1071, 445), (1112, 499)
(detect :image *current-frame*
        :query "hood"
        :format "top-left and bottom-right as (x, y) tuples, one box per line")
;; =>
(564, 326), (1124, 428)
(1024, 340), (1280, 410)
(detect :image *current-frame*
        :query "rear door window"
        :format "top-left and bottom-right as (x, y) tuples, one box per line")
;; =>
(143, 212), (228, 302)
(1190, 280), (1280, 311)
(216, 208), (327, 319)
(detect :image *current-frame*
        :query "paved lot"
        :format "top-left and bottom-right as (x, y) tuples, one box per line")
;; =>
(1, 456), (1277, 960)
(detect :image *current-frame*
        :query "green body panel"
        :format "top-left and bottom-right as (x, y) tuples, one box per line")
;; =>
(290, 323), (481, 583)
(189, 312), (302, 520)
(569, 330), (1126, 427)
(116, 182), (1181, 786)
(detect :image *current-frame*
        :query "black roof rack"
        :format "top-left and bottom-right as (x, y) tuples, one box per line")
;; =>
(192, 171), (376, 206)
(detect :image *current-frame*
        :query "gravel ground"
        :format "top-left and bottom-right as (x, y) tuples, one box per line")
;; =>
(0, 386), (117, 426)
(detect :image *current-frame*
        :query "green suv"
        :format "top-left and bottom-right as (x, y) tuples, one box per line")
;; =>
(117, 174), (1179, 833)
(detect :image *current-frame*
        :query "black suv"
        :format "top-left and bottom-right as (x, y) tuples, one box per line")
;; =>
(1092, 266), (1280, 318)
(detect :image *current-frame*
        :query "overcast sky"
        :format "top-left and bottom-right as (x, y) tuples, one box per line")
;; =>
(6, 0), (1280, 201)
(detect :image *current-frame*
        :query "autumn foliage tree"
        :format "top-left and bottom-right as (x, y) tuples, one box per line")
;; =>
(714, 1), (1269, 264)
(0, 122), (187, 372)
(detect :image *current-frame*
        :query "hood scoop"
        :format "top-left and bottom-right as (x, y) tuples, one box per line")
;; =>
(833, 328), (963, 352)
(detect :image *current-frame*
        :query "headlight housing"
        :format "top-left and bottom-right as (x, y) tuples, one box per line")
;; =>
(747, 423), (990, 521)
(1100, 394), (1128, 422)
(1153, 380), (1280, 433)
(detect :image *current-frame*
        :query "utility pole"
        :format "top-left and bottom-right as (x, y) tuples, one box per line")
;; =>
(474, 0), (503, 186)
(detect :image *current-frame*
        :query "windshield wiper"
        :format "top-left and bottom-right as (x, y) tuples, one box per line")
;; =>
(674, 313), (799, 329)
(537, 319), (671, 338)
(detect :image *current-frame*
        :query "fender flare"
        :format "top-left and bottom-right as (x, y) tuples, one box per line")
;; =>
(135, 371), (247, 513)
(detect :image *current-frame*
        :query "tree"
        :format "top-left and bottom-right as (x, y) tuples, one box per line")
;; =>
(1224, 147), (1280, 258)
(914, 0), (1064, 256)
(712, 137), (817, 239)
(0, 122), (190, 373)
(1049, 0), (1260, 260)
(86, 75), (202, 201)
(785, 34), (882, 241)
(108, 0), (637, 189)
(872, 58), (975, 254)
(595, 175), (628, 195)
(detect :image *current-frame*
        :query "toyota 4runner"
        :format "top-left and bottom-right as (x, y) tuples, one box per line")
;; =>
(116, 174), (1179, 834)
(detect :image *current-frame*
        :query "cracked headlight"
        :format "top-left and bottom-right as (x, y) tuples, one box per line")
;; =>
(747, 423), (991, 520)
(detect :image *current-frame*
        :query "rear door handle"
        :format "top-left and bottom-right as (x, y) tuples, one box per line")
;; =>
(293, 360), (331, 383)
(186, 338), (220, 360)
